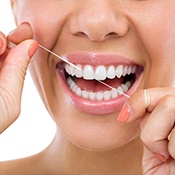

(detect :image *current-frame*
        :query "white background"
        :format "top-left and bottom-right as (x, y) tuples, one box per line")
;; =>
(0, 1), (56, 161)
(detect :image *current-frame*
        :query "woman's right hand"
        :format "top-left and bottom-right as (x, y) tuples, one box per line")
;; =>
(0, 23), (38, 133)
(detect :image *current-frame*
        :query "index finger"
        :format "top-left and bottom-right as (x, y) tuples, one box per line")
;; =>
(117, 87), (175, 122)
(7, 22), (33, 46)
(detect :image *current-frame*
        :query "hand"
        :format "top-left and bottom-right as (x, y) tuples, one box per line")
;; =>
(0, 23), (38, 133)
(117, 87), (175, 175)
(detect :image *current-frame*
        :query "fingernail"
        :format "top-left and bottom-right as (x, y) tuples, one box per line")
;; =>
(28, 41), (38, 58)
(8, 22), (30, 37)
(117, 104), (130, 122)
(20, 22), (30, 26)
(8, 27), (18, 37)
(154, 153), (168, 162)
(0, 37), (3, 50)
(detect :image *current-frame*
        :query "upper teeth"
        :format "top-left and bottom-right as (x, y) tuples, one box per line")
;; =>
(65, 64), (137, 80)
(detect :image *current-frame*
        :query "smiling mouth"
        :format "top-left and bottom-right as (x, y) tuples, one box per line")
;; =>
(62, 63), (142, 101)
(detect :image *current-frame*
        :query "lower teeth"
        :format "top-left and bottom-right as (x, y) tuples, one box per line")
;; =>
(67, 77), (132, 101)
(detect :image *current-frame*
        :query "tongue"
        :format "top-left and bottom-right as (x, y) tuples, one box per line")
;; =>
(76, 77), (124, 92)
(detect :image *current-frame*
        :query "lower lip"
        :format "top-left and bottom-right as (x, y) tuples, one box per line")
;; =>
(56, 68), (142, 115)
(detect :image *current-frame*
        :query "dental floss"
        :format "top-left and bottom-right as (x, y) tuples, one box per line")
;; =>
(7, 41), (130, 98)
(38, 44), (130, 98)
(38, 44), (82, 71)
(7, 41), (17, 49)
(96, 80), (130, 98)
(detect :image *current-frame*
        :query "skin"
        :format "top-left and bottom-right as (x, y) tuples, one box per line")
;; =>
(0, 0), (175, 174)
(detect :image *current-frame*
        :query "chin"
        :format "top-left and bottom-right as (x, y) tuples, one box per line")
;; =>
(56, 107), (140, 151)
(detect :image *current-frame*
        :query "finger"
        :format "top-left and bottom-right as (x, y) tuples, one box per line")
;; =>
(117, 87), (175, 122)
(168, 128), (175, 159)
(0, 32), (7, 55)
(1, 40), (38, 99)
(142, 147), (161, 174)
(140, 95), (175, 162)
(0, 40), (38, 133)
(7, 22), (33, 47)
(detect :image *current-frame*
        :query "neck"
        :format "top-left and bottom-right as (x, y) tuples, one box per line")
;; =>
(43, 130), (143, 175)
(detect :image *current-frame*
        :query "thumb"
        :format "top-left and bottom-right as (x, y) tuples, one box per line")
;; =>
(0, 40), (38, 133)
(1, 40), (38, 97)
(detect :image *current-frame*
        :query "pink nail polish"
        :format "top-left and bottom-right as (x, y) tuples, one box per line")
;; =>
(117, 104), (130, 122)
(20, 22), (30, 26)
(28, 41), (38, 58)
(154, 153), (168, 162)
(8, 22), (31, 37)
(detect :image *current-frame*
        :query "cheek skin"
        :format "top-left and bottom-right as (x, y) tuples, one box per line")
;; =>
(147, 17), (175, 88)
(129, 1), (175, 88)
(17, 1), (73, 47)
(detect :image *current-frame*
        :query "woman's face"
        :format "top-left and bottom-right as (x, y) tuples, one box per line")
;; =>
(13, 0), (175, 150)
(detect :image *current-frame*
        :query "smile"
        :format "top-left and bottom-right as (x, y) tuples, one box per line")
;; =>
(56, 53), (143, 115)
(65, 64), (136, 100)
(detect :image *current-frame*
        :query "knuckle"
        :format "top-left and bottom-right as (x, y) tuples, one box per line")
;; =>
(140, 131), (153, 148)
(168, 131), (175, 159)
(169, 146), (175, 159)
(168, 139), (175, 159)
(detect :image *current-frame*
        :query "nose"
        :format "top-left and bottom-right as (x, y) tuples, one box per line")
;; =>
(69, 1), (129, 41)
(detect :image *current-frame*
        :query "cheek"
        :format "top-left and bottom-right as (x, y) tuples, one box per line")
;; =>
(133, 9), (175, 87)
(17, 2), (70, 47)
(148, 19), (175, 87)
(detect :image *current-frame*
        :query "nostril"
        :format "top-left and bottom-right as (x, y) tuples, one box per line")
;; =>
(74, 31), (119, 42)
(105, 32), (119, 39)
(69, 3), (130, 42)
(74, 32), (88, 38)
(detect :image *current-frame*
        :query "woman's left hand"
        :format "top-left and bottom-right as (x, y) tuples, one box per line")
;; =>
(118, 87), (175, 175)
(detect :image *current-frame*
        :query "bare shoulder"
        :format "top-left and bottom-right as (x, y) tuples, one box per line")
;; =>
(0, 153), (48, 175)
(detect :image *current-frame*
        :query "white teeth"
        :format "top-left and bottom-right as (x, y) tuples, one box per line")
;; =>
(67, 77), (131, 101)
(64, 64), (137, 81)
(82, 90), (89, 99)
(123, 66), (128, 76)
(116, 65), (123, 78)
(76, 87), (81, 96)
(64, 63), (137, 100)
(89, 92), (96, 100)
(83, 65), (94, 80)
(96, 92), (104, 101)
(75, 65), (83, 78)
(111, 90), (118, 99)
(103, 91), (111, 100)
(70, 66), (76, 76)
(94, 65), (107, 80)
(107, 65), (116, 79)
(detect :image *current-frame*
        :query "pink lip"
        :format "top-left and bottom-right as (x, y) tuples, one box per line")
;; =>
(64, 53), (134, 66)
(56, 53), (143, 115)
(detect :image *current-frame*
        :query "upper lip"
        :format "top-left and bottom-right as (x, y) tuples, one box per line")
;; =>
(62, 53), (139, 66)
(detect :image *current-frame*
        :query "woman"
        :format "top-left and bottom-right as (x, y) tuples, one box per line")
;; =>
(0, 0), (175, 174)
